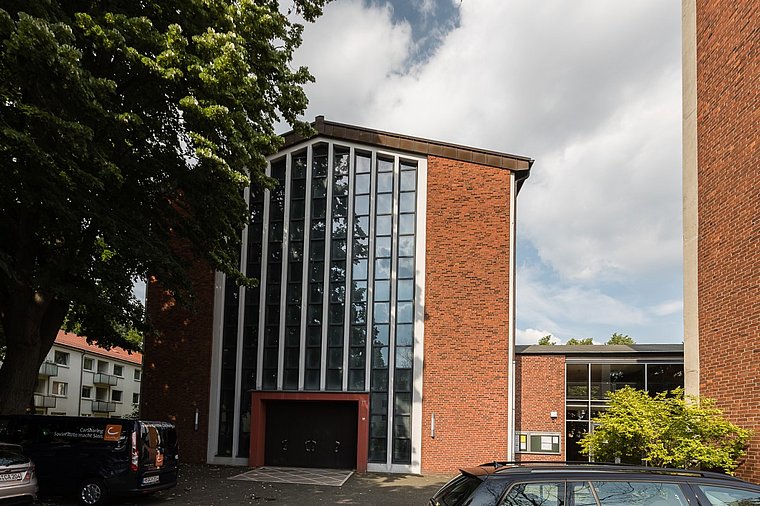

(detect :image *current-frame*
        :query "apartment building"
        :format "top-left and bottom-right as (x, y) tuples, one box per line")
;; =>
(34, 331), (143, 418)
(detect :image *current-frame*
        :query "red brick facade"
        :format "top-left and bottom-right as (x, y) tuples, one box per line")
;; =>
(514, 354), (565, 462)
(143, 256), (216, 464)
(421, 156), (512, 473)
(696, 1), (760, 483)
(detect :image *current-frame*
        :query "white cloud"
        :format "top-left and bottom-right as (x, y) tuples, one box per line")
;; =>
(516, 328), (559, 345)
(650, 299), (683, 317)
(293, 0), (683, 343)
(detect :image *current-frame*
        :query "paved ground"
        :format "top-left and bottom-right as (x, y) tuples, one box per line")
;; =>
(39, 464), (451, 505)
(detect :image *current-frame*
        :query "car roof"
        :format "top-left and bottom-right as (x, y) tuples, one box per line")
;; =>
(460, 462), (754, 486)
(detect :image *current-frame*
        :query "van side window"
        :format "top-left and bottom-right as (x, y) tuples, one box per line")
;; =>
(698, 485), (760, 505)
(572, 481), (688, 506)
(501, 482), (564, 505)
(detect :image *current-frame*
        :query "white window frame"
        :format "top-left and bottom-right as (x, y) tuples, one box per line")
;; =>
(54, 350), (70, 367)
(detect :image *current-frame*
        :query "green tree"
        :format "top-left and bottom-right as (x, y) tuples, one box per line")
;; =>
(537, 335), (555, 345)
(606, 332), (635, 345)
(566, 337), (594, 345)
(579, 387), (750, 474)
(0, 0), (328, 413)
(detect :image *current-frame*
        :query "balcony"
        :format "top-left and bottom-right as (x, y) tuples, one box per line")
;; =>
(92, 373), (118, 386)
(38, 361), (59, 377)
(33, 394), (56, 408)
(91, 400), (117, 413)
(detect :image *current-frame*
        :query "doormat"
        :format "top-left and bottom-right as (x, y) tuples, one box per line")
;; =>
(229, 466), (354, 487)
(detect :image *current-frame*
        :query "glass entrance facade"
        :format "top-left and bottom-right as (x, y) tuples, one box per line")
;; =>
(565, 362), (684, 461)
(213, 139), (425, 470)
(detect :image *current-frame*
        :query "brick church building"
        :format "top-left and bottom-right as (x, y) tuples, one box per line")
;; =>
(143, 117), (532, 473)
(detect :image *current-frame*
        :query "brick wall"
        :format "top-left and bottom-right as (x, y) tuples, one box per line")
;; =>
(143, 252), (216, 463)
(515, 354), (565, 462)
(696, 1), (760, 482)
(421, 155), (512, 473)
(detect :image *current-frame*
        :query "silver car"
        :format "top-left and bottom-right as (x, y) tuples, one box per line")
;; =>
(0, 443), (36, 504)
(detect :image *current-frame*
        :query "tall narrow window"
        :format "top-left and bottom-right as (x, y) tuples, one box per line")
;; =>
(369, 156), (394, 463)
(392, 160), (417, 464)
(349, 152), (372, 391)
(327, 146), (350, 390)
(238, 183), (265, 457)
(263, 159), (287, 389)
(305, 145), (329, 389)
(217, 239), (241, 456)
(284, 151), (307, 389)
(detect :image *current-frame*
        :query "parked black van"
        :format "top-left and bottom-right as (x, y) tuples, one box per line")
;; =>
(0, 415), (178, 505)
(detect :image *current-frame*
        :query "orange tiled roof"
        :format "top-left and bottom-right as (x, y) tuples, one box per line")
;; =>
(55, 330), (143, 366)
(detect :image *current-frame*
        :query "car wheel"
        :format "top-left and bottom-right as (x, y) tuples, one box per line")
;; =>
(79, 477), (108, 506)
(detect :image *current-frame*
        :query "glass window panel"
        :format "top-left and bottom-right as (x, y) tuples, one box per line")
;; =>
(371, 393), (388, 414)
(288, 243), (303, 261)
(349, 370), (365, 390)
(566, 406), (589, 421)
(373, 325), (389, 346)
(371, 369), (388, 390)
(334, 149), (349, 174)
(394, 416), (411, 438)
(399, 214), (415, 235)
(309, 283), (323, 303)
(355, 195), (370, 215)
(395, 347), (413, 369)
(307, 304), (322, 325)
(351, 326), (366, 346)
(397, 301), (413, 324)
(397, 257), (414, 279)
(374, 303), (390, 323)
(326, 370), (342, 390)
(503, 483), (563, 506)
(327, 348), (343, 368)
(290, 200), (305, 219)
(350, 348), (365, 368)
(269, 246), (282, 263)
(312, 177), (327, 198)
(309, 261), (324, 282)
(375, 258), (391, 279)
(329, 303), (344, 324)
(373, 347), (389, 369)
(333, 175), (349, 195)
(305, 369), (320, 389)
(292, 158), (306, 179)
(400, 170), (416, 191)
(566, 423), (589, 462)
(591, 364), (645, 400)
(698, 485), (760, 505)
(399, 192), (416, 213)
(306, 348), (321, 369)
(352, 280), (367, 302)
(348, 259), (365, 281)
(567, 364), (589, 399)
(291, 178), (307, 198)
(355, 174), (371, 194)
(376, 193), (393, 215)
(329, 282), (345, 303)
(397, 279), (414, 301)
(351, 302), (366, 324)
(356, 154), (371, 173)
(289, 222), (304, 242)
(328, 326), (343, 346)
(647, 364), (684, 395)
(396, 324), (413, 346)
(394, 392), (411, 416)
(333, 196), (348, 216)
(332, 239), (347, 260)
(376, 215), (392, 236)
(330, 262), (346, 282)
(311, 219), (326, 235)
(355, 216), (369, 238)
(592, 481), (688, 506)
(374, 280), (391, 302)
(398, 235), (415, 257)
(375, 236), (392, 258)
(332, 217), (347, 238)
(309, 240), (324, 261)
(378, 158), (394, 172)
(311, 198), (326, 219)
(306, 326), (321, 346)
(377, 173), (394, 193)
(395, 369), (412, 391)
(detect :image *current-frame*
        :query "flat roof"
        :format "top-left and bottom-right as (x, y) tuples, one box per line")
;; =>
(280, 116), (534, 174)
(516, 344), (684, 356)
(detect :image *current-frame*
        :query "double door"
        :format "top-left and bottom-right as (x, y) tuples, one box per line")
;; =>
(264, 400), (357, 469)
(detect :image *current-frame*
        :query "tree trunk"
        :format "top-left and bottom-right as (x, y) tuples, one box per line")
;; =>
(0, 288), (68, 414)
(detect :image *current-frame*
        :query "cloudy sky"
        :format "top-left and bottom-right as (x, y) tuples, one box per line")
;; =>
(287, 0), (684, 345)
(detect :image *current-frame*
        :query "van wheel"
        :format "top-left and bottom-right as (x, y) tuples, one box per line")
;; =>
(79, 477), (108, 506)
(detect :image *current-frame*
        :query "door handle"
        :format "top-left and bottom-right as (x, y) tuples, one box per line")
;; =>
(334, 441), (341, 453)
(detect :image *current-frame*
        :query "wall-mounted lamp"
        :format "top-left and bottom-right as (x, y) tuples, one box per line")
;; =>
(431, 412), (436, 439)
(550, 411), (558, 419)
(194, 408), (200, 431)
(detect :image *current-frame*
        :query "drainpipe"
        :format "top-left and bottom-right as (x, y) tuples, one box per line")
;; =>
(507, 171), (517, 461)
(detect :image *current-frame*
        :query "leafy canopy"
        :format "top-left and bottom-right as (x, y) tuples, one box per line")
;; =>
(579, 387), (750, 474)
(566, 337), (594, 345)
(0, 0), (327, 350)
(537, 335), (555, 345)
(606, 332), (635, 345)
